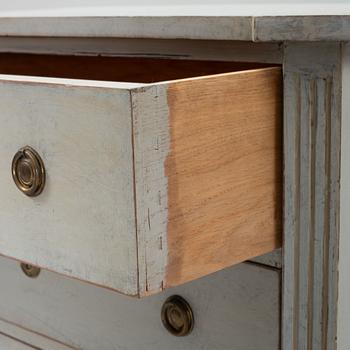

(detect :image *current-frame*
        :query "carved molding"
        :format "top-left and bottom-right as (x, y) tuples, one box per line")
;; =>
(283, 43), (341, 350)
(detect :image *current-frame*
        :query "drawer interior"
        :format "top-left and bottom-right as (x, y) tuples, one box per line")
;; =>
(0, 53), (277, 83)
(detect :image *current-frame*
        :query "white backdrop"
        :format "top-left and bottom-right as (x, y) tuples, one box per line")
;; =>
(0, 0), (348, 16)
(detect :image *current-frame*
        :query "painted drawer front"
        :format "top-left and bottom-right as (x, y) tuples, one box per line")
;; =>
(0, 54), (282, 296)
(0, 334), (33, 350)
(0, 76), (139, 295)
(0, 256), (280, 350)
(0, 319), (72, 350)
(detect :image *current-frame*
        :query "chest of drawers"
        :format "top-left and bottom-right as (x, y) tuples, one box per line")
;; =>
(0, 13), (348, 350)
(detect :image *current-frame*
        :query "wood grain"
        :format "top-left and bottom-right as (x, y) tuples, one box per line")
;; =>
(164, 67), (282, 287)
(131, 67), (282, 295)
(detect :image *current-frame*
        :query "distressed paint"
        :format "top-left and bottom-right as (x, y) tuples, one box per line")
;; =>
(337, 42), (350, 350)
(0, 320), (74, 350)
(0, 17), (252, 41)
(0, 255), (280, 350)
(282, 42), (341, 350)
(131, 85), (170, 296)
(0, 78), (139, 296)
(0, 333), (36, 350)
(250, 248), (282, 268)
(254, 16), (350, 42)
(0, 16), (348, 42)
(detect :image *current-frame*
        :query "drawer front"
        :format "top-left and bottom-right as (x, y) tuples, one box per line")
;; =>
(0, 334), (32, 350)
(0, 256), (280, 350)
(0, 78), (139, 295)
(0, 320), (71, 350)
(0, 58), (282, 296)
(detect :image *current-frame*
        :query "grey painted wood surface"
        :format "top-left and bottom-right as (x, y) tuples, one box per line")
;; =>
(0, 320), (73, 350)
(132, 84), (170, 296)
(282, 42), (341, 350)
(337, 42), (350, 350)
(0, 2), (348, 17)
(0, 77), (139, 295)
(0, 256), (280, 350)
(250, 248), (281, 269)
(0, 16), (349, 41)
(254, 16), (350, 42)
(0, 333), (35, 350)
(0, 37), (283, 63)
(0, 17), (253, 40)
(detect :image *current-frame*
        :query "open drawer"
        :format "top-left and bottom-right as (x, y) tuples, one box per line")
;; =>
(0, 54), (282, 297)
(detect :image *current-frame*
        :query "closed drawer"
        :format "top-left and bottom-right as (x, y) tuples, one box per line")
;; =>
(0, 319), (71, 350)
(0, 54), (282, 296)
(0, 334), (33, 350)
(0, 255), (280, 350)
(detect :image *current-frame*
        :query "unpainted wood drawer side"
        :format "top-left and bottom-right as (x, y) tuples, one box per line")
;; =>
(132, 67), (283, 296)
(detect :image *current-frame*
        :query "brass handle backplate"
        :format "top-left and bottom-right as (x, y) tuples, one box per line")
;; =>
(161, 295), (194, 337)
(12, 146), (46, 197)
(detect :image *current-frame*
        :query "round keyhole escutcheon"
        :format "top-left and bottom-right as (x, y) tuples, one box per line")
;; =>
(161, 295), (194, 337)
(12, 146), (46, 197)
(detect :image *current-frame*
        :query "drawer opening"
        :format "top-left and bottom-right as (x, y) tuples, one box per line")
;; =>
(0, 53), (278, 83)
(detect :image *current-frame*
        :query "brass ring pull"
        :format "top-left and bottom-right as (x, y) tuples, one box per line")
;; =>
(12, 146), (46, 197)
(20, 263), (41, 278)
(161, 295), (194, 337)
